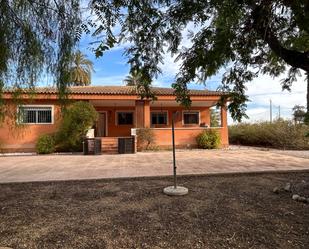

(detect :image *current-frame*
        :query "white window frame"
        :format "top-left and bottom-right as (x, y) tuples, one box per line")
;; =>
(182, 111), (200, 125)
(150, 111), (169, 126)
(115, 111), (135, 126)
(17, 105), (54, 125)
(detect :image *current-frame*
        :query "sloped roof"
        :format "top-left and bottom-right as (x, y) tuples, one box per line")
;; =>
(4, 85), (225, 96)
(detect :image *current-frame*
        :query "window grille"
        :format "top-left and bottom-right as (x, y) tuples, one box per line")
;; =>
(19, 106), (53, 124)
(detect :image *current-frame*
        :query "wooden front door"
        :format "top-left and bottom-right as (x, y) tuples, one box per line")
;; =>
(97, 112), (107, 137)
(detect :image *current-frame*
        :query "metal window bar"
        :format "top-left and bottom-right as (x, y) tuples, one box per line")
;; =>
(20, 107), (52, 124)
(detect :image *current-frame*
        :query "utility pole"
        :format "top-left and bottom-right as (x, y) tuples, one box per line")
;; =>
(270, 99), (273, 123)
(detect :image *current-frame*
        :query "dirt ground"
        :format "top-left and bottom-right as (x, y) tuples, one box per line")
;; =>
(0, 172), (308, 249)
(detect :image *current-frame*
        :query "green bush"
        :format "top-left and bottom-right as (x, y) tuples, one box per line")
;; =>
(196, 129), (220, 149)
(229, 120), (309, 150)
(36, 134), (55, 154)
(55, 101), (98, 152)
(136, 128), (155, 150)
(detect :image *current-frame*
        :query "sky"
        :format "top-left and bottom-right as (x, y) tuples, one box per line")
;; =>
(78, 24), (307, 125)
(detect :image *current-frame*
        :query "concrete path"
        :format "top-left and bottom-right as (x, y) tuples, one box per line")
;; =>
(0, 148), (309, 183)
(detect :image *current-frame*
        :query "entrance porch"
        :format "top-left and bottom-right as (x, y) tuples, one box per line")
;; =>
(89, 98), (228, 153)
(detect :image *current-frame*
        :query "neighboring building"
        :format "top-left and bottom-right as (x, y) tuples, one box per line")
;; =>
(0, 86), (228, 153)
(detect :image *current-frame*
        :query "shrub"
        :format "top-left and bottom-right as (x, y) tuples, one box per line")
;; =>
(136, 128), (155, 150)
(229, 120), (309, 150)
(196, 129), (220, 149)
(55, 101), (98, 152)
(36, 134), (55, 154)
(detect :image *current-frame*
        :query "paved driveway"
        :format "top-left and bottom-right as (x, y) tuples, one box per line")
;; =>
(0, 148), (309, 183)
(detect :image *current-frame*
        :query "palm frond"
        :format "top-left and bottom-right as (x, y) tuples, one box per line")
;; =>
(68, 50), (94, 86)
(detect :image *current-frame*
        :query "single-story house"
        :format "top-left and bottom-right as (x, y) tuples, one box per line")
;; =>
(0, 86), (228, 153)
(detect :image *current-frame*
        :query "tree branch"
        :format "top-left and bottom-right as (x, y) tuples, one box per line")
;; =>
(281, 0), (309, 34)
(251, 3), (309, 72)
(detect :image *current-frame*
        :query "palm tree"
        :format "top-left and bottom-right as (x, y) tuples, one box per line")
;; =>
(124, 70), (156, 100)
(124, 70), (143, 86)
(68, 50), (94, 86)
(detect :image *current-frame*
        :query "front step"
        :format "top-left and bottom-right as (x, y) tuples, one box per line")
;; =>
(100, 137), (136, 154)
(101, 137), (118, 154)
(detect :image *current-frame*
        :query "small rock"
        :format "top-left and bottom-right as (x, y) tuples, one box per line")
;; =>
(292, 194), (309, 203)
(284, 183), (291, 192)
(273, 187), (280, 194)
(298, 197), (308, 203)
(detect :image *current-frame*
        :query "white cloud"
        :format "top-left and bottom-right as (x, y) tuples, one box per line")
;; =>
(247, 73), (306, 96)
(226, 72), (307, 124)
(158, 22), (202, 79)
(227, 107), (269, 124)
(80, 15), (307, 125)
(154, 21), (307, 124)
(251, 91), (305, 109)
(247, 73), (306, 115)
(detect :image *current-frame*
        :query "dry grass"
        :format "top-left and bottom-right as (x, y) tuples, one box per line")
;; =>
(229, 121), (309, 150)
(0, 172), (309, 249)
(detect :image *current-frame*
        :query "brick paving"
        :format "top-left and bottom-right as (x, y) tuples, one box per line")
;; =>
(0, 148), (308, 183)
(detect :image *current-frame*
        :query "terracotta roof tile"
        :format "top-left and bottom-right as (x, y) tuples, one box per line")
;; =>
(4, 85), (225, 96)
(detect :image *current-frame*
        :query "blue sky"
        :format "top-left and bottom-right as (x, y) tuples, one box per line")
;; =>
(78, 30), (307, 124)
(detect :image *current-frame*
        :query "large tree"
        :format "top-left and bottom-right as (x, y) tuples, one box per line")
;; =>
(89, 0), (309, 121)
(0, 0), (81, 101)
(1, 1), (308, 122)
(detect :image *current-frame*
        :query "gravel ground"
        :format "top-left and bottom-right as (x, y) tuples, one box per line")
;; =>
(0, 172), (308, 249)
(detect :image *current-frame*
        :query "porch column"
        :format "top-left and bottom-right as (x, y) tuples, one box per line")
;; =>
(135, 100), (151, 128)
(143, 100), (150, 128)
(220, 103), (229, 147)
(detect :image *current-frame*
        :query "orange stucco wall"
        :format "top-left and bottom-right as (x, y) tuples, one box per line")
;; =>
(150, 106), (210, 128)
(142, 106), (228, 148)
(0, 98), (228, 152)
(93, 106), (212, 137)
(139, 106), (228, 149)
(94, 106), (135, 137)
(149, 127), (228, 149)
(0, 100), (62, 152)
